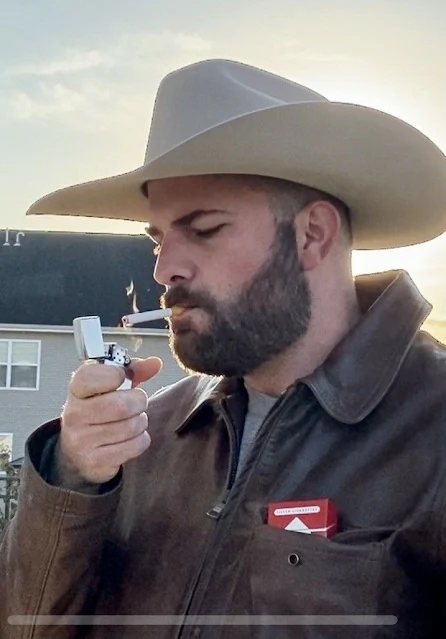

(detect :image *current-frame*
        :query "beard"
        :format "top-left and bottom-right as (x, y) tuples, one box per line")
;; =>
(161, 219), (311, 377)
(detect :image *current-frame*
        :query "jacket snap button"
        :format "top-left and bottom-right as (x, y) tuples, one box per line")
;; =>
(288, 552), (301, 566)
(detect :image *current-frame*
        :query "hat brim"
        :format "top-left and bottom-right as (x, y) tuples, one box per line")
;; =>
(27, 101), (446, 250)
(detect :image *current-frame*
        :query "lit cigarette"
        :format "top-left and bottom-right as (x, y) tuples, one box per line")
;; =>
(122, 308), (173, 327)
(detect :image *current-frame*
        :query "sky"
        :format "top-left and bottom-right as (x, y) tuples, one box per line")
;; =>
(1, 0), (446, 331)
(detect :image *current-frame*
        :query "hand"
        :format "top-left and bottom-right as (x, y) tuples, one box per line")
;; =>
(56, 357), (162, 489)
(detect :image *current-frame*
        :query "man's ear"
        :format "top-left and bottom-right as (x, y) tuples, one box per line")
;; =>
(295, 202), (343, 271)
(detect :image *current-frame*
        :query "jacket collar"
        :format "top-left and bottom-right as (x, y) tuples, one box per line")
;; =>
(303, 269), (431, 423)
(175, 376), (244, 433)
(176, 269), (431, 432)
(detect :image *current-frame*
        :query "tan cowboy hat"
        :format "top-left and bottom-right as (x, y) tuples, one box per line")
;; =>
(27, 58), (446, 249)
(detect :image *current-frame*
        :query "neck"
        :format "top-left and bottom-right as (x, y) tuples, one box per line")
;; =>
(244, 280), (361, 397)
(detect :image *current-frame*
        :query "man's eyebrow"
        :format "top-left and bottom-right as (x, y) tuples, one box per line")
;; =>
(145, 209), (231, 240)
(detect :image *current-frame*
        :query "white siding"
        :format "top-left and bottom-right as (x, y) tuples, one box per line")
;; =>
(0, 328), (186, 459)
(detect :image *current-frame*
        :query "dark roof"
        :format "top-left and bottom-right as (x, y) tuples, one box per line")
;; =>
(0, 230), (165, 328)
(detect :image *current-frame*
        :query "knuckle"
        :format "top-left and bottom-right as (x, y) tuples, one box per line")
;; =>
(106, 391), (129, 422)
(61, 400), (82, 428)
(68, 363), (93, 394)
(69, 362), (123, 399)
(134, 430), (151, 455)
(63, 395), (100, 429)
(124, 413), (148, 440)
(140, 430), (151, 450)
(113, 392), (133, 420)
(124, 430), (151, 462)
(113, 388), (147, 420)
(64, 426), (79, 446)
(61, 426), (83, 455)
(82, 448), (96, 472)
(134, 387), (149, 411)
(135, 412), (148, 434)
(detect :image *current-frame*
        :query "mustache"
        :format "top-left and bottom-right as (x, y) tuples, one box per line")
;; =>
(161, 286), (215, 311)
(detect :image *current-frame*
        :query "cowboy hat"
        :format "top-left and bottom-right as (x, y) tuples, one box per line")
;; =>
(26, 58), (446, 249)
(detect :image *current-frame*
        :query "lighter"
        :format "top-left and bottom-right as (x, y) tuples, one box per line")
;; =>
(73, 316), (132, 390)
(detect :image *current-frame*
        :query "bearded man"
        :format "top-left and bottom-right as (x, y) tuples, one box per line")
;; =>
(2, 59), (446, 639)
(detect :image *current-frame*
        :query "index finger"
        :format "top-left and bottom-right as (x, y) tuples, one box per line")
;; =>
(69, 360), (126, 399)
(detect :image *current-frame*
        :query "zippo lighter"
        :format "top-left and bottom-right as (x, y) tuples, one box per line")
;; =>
(72, 316), (132, 390)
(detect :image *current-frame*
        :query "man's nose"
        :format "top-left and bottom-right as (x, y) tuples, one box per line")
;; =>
(153, 237), (195, 286)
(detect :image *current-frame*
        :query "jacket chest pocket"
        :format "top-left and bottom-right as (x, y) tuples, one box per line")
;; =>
(245, 524), (391, 639)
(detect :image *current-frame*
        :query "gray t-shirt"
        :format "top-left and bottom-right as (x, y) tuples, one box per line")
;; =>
(236, 384), (278, 478)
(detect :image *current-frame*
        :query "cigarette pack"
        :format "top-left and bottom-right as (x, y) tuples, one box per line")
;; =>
(267, 498), (338, 538)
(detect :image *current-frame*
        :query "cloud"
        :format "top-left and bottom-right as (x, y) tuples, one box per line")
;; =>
(6, 82), (112, 120)
(3, 31), (212, 79)
(3, 30), (214, 126)
(4, 49), (111, 77)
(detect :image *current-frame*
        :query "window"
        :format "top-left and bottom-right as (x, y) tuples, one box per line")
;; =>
(0, 340), (40, 390)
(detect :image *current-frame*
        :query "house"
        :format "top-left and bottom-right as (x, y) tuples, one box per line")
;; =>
(0, 229), (186, 463)
(2, 228), (445, 465)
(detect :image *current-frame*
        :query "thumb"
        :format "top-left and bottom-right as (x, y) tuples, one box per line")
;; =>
(128, 356), (163, 387)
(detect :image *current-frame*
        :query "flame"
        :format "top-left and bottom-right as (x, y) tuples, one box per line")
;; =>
(126, 279), (139, 314)
(117, 280), (137, 327)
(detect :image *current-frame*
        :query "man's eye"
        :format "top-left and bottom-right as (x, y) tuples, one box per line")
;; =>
(151, 224), (226, 256)
(193, 224), (226, 238)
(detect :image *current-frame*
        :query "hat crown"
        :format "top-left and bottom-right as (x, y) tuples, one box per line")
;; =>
(144, 59), (327, 163)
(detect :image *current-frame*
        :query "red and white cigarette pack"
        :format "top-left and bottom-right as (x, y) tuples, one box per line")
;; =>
(267, 498), (338, 538)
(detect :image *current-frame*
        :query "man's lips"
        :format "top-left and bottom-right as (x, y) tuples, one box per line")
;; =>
(170, 305), (198, 317)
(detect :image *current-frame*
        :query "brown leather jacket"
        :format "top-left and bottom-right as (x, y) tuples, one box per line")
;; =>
(2, 270), (446, 639)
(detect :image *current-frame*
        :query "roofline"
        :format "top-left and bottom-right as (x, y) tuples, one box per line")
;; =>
(4, 229), (145, 237)
(0, 323), (169, 337)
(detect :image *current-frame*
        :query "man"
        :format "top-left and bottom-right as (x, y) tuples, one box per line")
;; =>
(2, 59), (446, 639)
